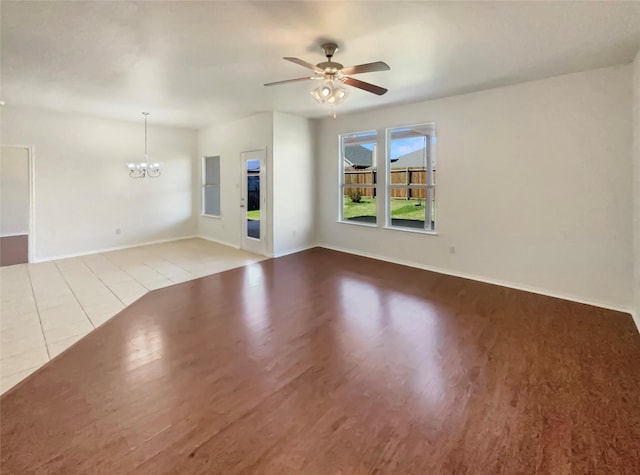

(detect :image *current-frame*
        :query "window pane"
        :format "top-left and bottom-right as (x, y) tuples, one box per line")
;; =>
(341, 131), (377, 224)
(389, 128), (430, 183)
(343, 187), (376, 224)
(205, 156), (220, 185)
(204, 186), (220, 216)
(390, 190), (426, 229)
(246, 164), (260, 239)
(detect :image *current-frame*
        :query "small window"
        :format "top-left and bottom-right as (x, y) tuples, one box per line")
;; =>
(203, 156), (221, 217)
(339, 131), (378, 225)
(386, 124), (436, 232)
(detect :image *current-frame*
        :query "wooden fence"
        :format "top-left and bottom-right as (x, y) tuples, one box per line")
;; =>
(344, 169), (377, 197)
(344, 167), (435, 199)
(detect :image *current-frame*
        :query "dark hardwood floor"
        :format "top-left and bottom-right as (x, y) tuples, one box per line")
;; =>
(1, 248), (639, 474)
(0, 234), (28, 267)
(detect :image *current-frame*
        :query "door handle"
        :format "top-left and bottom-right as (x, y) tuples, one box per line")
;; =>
(240, 205), (245, 208)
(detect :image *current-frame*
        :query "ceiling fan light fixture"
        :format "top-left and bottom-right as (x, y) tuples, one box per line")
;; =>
(311, 81), (348, 106)
(311, 84), (330, 103)
(333, 85), (348, 102)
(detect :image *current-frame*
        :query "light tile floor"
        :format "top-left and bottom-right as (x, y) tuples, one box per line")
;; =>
(0, 238), (266, 394)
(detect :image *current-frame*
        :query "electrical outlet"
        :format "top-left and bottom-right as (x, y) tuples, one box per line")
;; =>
(449, 246), (456, 254)
(115, 228), (122, 235)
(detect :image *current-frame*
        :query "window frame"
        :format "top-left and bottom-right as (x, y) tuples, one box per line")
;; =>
(338, 130), (379, 227)
(384, 123), (437, 234)
(202, 155), (221, 218)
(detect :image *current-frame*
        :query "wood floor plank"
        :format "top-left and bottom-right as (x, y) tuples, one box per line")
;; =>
(1, 248), (639, 474)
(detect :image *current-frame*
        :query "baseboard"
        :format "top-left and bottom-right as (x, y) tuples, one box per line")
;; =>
(196, 234), (241, 250)
(196, 236), (317, 258)
(34, 235), (199, 262)
(273, 243), (317, 258)
(318, 243), (633, 315)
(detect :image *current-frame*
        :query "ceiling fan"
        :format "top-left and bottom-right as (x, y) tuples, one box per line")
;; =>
(264, 42), (390, 101)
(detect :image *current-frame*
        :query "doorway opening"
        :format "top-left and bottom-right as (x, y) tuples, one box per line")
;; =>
(0, 146), (32, 266)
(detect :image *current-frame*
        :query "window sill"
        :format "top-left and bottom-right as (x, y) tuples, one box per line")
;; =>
(383, 225), (438, 236)
(337, 219), (378, 228)
(201, 214), (221, 219)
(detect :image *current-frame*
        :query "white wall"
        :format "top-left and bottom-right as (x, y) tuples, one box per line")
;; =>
(317, 65), (633, 310)
(197, 112), (274, 252)
(272, 112), (316, 256)
(0, 146), (30, 236)
(1, 107), (197, 261)
(197, 112), (316, 257)
(633, 50), (640, 326)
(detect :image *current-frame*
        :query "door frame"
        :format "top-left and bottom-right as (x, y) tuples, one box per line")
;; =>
(240, 148), (267, 256)
(1, 145), (35, 263)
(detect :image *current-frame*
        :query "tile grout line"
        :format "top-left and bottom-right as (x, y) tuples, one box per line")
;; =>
(100, 252), (154, 291)
(52, 261), (95, 330)
(101, 251), (166, 291)
(160, 246), (224, 278)
(153, 242), (200, 281)
(138, 256), (181, 284)
(145, 257), (193, 285)
(78, 254), (128, 307)
(120, 242), (216, 284)
(25, 266), (52, 360)
(143, 248), (201, 285)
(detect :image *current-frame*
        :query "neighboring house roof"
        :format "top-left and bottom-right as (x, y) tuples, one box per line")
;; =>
(344, 145), (373, 169)
(344, 145), (437, 169)
(390, 148), (437, 168)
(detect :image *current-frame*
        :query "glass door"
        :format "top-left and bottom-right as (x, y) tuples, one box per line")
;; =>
(240, 149), (266, 255)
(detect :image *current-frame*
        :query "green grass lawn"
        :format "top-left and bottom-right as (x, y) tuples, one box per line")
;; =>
(343, 197), (434, 221)
(249, 199), (432, 222)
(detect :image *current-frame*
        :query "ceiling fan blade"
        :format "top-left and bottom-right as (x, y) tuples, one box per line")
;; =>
(340, 61), (390, 76)
(343, 77), (388, 95)
(283, 57), (323, 73)
(264, 77), (313, 87)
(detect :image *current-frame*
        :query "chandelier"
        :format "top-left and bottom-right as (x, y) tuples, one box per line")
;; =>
(128, 112), (161, 178)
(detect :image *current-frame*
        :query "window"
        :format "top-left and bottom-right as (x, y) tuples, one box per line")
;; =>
(386, 124), (436, 232)
(339, 131), (378, 225)
(202, 156), (221, 217)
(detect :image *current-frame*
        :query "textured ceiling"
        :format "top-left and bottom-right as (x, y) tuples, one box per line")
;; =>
(1, 1), (639, 128)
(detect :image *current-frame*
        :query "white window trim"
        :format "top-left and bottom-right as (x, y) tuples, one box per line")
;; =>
(200, 213), (221, 220)
(385, 123), (436, 233)
(202, 155), (221, 218)
(337, 124), (438, 232)
(382, 225), (438, 236)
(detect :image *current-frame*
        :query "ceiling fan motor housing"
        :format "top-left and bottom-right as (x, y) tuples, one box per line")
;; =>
(318, 43), (342, 74)
(321, 42), (338, 59)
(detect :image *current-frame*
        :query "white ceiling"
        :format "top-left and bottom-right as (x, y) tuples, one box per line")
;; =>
(2, 1), (639, 128)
